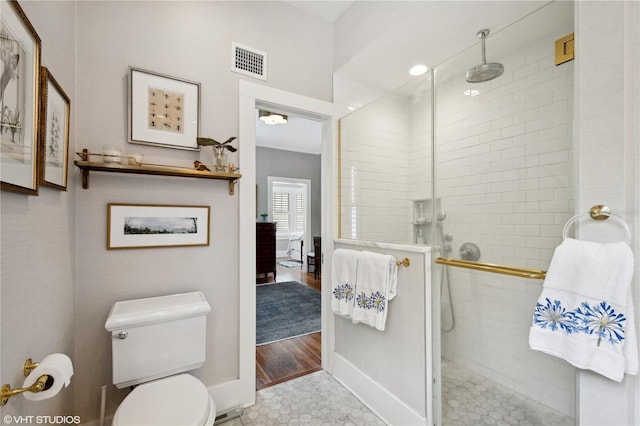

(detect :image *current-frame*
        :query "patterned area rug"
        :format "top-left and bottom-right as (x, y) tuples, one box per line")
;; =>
(256, 281), (321, 345)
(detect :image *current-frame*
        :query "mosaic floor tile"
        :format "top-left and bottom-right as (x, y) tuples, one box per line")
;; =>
(232, 371), (385, 426)
(218, 362), (573, 426)
(442, 360), (574, 426)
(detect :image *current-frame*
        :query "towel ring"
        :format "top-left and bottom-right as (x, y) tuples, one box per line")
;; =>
(562, 205), (632, 244)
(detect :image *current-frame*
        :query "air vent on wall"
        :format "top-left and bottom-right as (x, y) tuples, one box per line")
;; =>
(231, 42), (267, 81)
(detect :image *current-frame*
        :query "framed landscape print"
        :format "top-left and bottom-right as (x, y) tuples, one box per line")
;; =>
(1, 0), (42, 194)
(107, 203), (210, 249)
(128, 67), (200, 151)
(39, 67), (70, 190)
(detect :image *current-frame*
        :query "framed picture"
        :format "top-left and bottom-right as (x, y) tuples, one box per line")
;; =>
(128, 67), (200, 151)
(107, 203), (210, 249)
(39, 67), (70, 190)
(1, 0), (42, 195)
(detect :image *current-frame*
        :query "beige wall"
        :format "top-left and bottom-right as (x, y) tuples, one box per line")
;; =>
(0, 0), (77, 420)
(74, 1), (333, 421)
(2, 1), (332, 423)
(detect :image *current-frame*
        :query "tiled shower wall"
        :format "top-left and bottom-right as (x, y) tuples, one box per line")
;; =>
(437, 28), (576, 416)
(339, 94), (413, 243)
(339, 77), (433, 243)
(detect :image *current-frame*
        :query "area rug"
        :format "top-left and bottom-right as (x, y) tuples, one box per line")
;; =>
(277, 260), (302, 268)
(256, 281), (321, 345)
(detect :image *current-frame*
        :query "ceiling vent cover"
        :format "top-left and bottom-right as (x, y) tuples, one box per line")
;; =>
(231, 42), (267, 81)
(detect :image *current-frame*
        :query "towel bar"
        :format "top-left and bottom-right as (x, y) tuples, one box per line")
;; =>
(562, 205), (632, 244)
(396, 258), (410, 267)
(435, 258), (546, 280)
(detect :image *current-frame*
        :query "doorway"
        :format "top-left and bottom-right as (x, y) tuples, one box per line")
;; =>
(238, 80), (333, 404)
(255, 113), (322, 389)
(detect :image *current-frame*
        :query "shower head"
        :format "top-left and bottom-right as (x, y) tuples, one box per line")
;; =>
(437, 210), (447, 222)
(466, 29), (504, 83)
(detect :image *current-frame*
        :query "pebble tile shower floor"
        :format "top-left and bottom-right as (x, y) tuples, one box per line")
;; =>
(442, 360), (574, 426)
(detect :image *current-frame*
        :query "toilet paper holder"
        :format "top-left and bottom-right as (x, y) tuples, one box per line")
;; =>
(1, 358), (52, 406)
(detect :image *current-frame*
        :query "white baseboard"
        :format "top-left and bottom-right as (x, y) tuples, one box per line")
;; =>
(208, 378), (253, 413)
(332, 354), (426, 426)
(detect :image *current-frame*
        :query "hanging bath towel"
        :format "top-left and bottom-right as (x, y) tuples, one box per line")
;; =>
(351, 251), (398, 331)
(529, 238), (638, 382)
(331, 249), (360, 318)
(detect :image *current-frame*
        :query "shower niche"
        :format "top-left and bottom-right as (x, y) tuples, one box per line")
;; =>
(413, 199), (438, 244)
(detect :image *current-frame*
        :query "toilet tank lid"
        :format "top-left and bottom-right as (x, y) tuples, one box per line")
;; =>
(105, 291), (211, 331)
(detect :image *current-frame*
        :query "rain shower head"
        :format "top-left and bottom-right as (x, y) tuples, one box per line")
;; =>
(466, 29), (504, 83)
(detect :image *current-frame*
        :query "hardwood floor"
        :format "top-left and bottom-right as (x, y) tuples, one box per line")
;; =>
(256, 260), (322, 390)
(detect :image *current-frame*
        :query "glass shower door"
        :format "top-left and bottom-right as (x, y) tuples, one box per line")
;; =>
(432, 2), (576, 424)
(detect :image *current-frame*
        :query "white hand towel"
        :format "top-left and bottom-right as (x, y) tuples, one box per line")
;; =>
(332, 249), (360, 318)
(529, 238), (637, 382)
(351, 251), (398, 331)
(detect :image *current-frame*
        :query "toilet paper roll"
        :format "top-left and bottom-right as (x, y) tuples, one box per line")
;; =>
(22, 353), (74, 401)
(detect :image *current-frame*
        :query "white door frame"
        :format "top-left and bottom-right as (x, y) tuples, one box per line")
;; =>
(238, 80), (334, 405)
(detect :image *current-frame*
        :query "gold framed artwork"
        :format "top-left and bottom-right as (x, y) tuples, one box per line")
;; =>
(1, 0), (42, 195)
(128, 67), (200, 151)
(107, 203), (210, 249)
(39, 67), (70, 190)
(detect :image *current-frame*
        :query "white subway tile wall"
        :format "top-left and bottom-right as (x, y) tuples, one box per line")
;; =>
(437, 29), (575, 418)
(340, 89), (432, 242)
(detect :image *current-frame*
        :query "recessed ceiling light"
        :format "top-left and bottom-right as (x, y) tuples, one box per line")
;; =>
(409, 64), (428, 76)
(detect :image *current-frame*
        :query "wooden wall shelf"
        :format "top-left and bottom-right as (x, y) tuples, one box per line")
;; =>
(74, 150), (241, 195)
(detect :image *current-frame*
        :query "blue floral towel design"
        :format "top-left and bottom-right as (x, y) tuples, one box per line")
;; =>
(533, 298), (626, 346)
(351, 251), (398, 331)
(529, 238), (637, 382)
(331, 249), (399, 331)
(331, 249), (361, 318)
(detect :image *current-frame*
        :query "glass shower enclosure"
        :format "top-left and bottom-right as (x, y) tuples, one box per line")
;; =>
(338, 1), (576, 424)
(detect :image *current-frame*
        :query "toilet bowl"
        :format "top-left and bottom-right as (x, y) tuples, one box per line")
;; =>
(105, 292), (215, 426)
(112, 374), (215, 426)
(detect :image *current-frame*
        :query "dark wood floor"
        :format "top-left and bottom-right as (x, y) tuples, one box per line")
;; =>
(256, 261), (322, 390)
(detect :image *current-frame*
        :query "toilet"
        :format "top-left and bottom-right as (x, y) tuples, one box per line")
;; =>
(105, 291), (215, 426)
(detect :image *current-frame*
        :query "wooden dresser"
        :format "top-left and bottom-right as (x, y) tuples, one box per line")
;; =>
(256, 222), (276, 281)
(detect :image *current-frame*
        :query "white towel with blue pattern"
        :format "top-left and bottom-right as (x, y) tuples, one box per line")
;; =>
(529, 238), (637, 382)
(351, 250), (398, 331)
(331, 249), (360, 318)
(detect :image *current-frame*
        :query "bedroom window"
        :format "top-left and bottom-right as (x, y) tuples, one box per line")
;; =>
(271, 183), (305, 236)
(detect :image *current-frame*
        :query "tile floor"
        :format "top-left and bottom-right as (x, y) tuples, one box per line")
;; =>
(442, 360), (574, 426)
(216, 362), (574, 426)
(216, 371), (385, 426)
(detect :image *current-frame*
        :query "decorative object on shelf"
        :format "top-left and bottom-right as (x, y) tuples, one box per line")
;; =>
(102, 146), (121, 163)
(107, 203), (210, 249)
(1, 0), (42, 195)
(74, 149), (241, 195)
(197, 136), (237, 172)
(127, 153), (144, 165)
(193, 160), (210, 171)
(128, 67), (200, 151)
(260, 213), (268, 222)
(38, 67), (70, 190)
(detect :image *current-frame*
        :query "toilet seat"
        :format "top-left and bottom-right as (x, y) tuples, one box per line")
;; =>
(113, 374), (215, 426)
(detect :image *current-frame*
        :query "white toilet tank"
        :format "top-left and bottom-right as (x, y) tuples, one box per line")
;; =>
(105, 291), (211, 388)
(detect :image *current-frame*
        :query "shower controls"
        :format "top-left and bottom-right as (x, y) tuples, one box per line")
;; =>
(459, 242), (481, 261)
